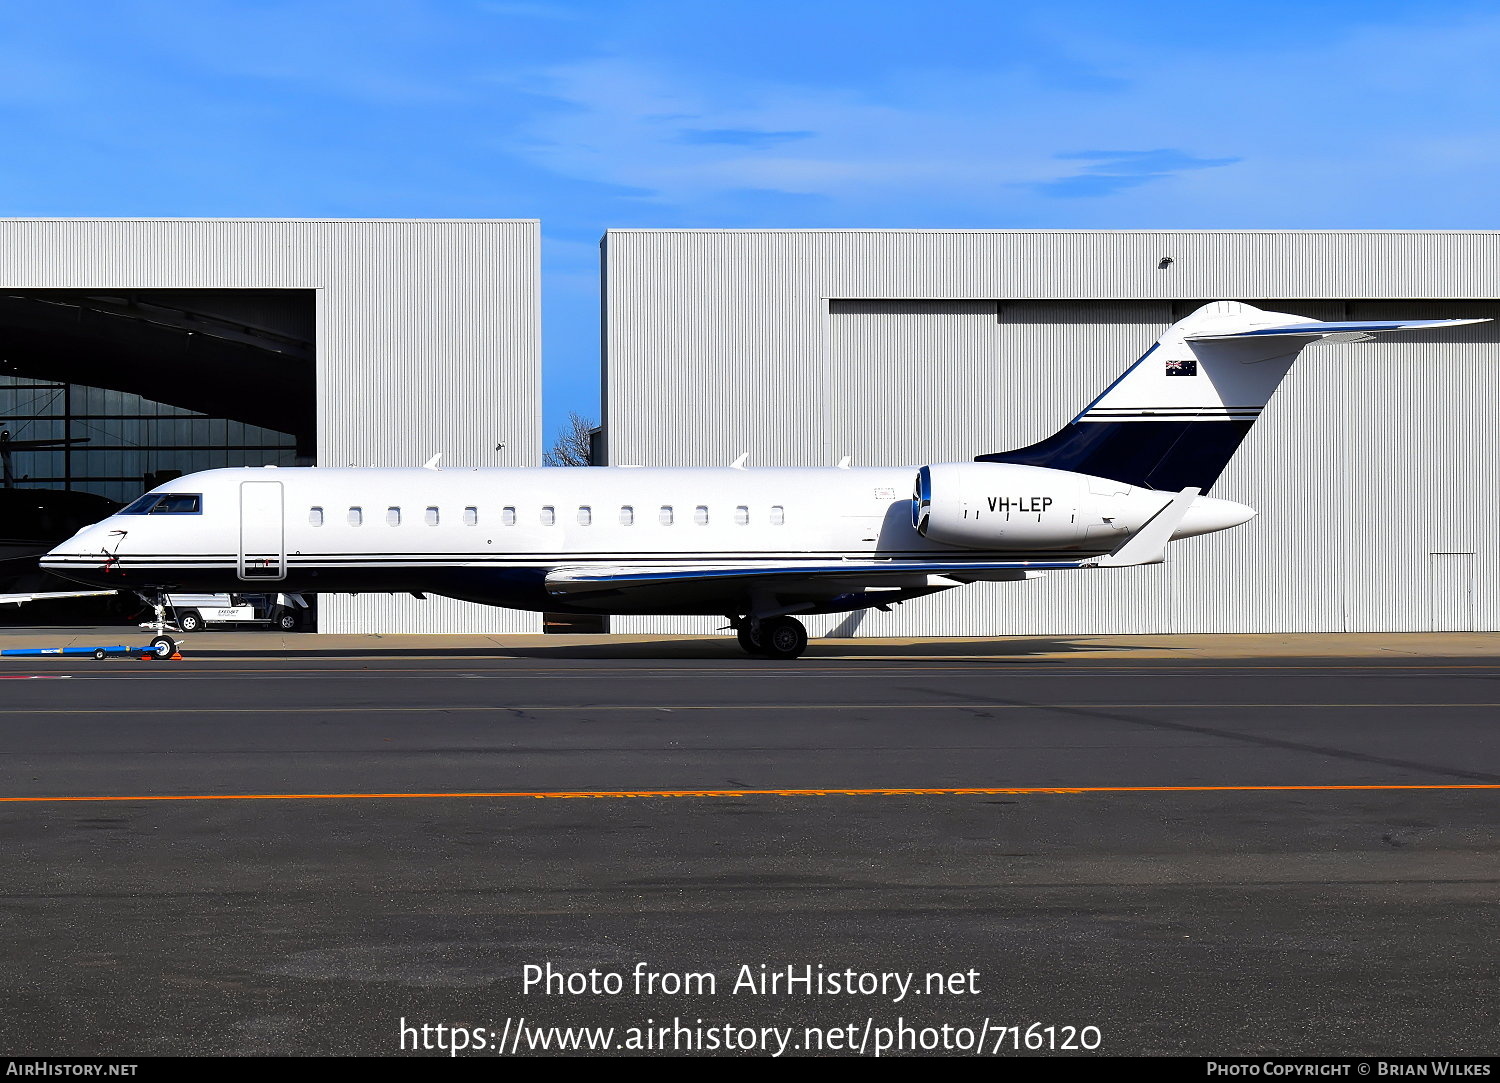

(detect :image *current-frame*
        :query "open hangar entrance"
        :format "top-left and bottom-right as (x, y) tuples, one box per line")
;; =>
(0, 288), (315, 624)
(0, 217), (541, 634)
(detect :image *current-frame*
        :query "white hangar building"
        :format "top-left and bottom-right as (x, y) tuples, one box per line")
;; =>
(0, 218), (541, 633)
(601, 229), (1500, 636)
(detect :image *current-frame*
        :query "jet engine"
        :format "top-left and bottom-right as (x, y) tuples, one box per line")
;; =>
(912, 462), (1088, 550)
(912, 462), (1257, 552)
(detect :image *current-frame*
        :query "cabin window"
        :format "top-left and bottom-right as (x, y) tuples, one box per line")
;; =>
(347, 507), (363, 527)
(619, 505), (634, 526)
(659, 505), (673, 526)
(386, 507), (401, 527)
(309, 506), (324, 527)
(734, 505), (749, 526)
(502, 506), (517, 526)
(694, 505), (709, 526)
(425, 506), (440, 526)
(577, 506), (592, 526)
(541, 506), (555, 526)
(770, 505), (785, 526)
(463, 506), (478, 526)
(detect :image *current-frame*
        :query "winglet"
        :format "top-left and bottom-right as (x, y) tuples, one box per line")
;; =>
(1087, 487), (1200, 567)
(422, 453), (442, 471)
(729, 452), (748, 470)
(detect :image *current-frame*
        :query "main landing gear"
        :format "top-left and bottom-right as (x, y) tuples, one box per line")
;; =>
(734, 616), (809, 660)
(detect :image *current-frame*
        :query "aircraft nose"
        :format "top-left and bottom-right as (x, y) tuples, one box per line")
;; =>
(46, 521), (98, 554)
(1173, 496), (1257, 540)
(40, 524), (116, 584)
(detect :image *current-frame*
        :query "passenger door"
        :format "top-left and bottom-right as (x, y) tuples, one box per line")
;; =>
(239, 481), (286, 581)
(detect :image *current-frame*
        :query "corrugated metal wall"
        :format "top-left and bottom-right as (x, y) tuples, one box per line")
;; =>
(0, 219), (542, 633)
(603, 231), (1500, 635)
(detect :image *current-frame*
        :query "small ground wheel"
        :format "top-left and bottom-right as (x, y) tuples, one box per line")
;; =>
(177, 610), (203, 633)
(93, 648), (108, 660)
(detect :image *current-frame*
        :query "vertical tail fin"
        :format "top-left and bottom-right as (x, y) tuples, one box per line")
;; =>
(977, 301), (1486, 492)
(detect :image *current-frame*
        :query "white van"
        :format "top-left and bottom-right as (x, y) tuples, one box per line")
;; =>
(164, 593), (312, 633)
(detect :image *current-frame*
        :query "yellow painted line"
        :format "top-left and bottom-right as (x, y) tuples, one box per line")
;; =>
(0, 784), (1496, 805)
(2, 701), (1499, 715)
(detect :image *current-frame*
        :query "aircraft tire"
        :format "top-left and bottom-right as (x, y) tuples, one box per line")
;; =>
(735, 625), (764, 655)
(149, 635), (177, 659)
(757, 617), (808, 660)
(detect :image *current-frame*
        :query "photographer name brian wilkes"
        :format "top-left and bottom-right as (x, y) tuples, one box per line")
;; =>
(1209, 1065), (1490, 1077)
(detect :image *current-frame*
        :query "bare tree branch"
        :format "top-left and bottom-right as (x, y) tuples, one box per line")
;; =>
(543, 411), (597, 467)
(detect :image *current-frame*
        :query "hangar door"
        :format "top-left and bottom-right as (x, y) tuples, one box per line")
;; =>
(238, 480), (285, 581)
(825, 300), (1174, 466)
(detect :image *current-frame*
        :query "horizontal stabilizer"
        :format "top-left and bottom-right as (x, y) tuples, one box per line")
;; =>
(1187, 318), (1490, 342)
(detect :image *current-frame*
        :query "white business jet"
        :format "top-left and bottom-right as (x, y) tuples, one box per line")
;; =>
(40, 302), (1486, 659)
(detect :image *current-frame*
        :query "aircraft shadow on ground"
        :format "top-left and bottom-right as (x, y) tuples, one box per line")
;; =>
(173, 636), (1178, 662)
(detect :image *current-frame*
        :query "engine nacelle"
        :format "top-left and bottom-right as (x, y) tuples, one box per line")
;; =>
(913, 462), (1258, 553)
(913, 462), (1089, 550)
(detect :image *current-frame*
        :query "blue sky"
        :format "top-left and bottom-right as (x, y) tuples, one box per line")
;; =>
(1, 0), (1498, 446)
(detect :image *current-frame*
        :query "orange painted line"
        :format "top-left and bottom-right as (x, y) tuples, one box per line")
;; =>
(0, 784), (1496, 804)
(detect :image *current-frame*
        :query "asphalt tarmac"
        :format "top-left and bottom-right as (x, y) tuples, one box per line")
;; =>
(0, 647), (1496, 1057)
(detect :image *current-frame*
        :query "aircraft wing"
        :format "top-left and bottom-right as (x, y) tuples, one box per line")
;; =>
(0, 589), (118, 607)
(545, 558), (1086, 599)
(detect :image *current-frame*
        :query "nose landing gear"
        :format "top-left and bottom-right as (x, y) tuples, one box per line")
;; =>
(135, 590), (182, 658)
(732, 615), (809, 660)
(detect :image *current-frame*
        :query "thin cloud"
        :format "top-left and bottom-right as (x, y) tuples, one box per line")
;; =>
(508, 9), (1500, 225)
(1037, 149), (1242, 198)
(677, 128), (815, 147)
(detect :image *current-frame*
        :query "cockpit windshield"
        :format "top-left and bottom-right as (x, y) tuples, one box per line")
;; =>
(119, 493), (203, 515)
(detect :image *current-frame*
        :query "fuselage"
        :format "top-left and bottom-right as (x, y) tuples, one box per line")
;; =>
(41, 463), (1254, 616)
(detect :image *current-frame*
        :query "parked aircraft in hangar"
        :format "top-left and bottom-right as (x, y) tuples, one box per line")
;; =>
(41, 302), (1487, 658)
(0, 430), (121, 609)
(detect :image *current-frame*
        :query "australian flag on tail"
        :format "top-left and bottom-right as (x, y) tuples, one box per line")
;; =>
(1165, 356), (1197, 376)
